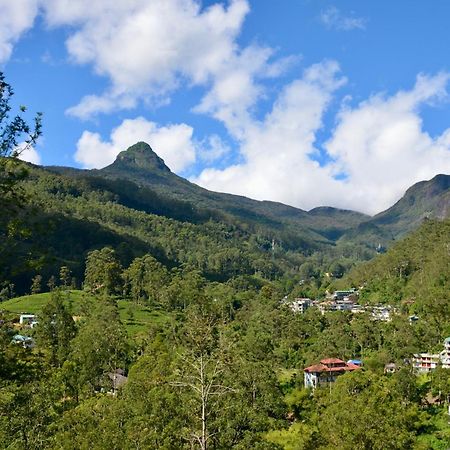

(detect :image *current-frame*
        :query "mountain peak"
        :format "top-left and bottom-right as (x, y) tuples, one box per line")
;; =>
(112, 142), (171, 173)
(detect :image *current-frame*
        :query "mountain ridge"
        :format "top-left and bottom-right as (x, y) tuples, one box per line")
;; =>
(45, 142), (449, 249)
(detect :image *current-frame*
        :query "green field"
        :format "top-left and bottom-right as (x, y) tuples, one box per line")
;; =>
(0, 290), (169, 337)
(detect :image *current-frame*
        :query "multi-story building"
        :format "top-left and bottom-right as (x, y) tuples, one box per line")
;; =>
(304, 358), (361, 389)
(289, 298), (313, 314)
(413, 337), (450, 372)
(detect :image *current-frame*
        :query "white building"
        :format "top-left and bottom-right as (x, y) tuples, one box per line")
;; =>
(413, 337), (450, 372)
(304, 358), (361, 389)
(288, 298), (313, 314)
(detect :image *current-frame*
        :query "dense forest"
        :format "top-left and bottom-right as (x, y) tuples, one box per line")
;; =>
(1, 72), (450, 449)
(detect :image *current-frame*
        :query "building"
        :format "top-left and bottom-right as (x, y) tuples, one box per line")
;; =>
(413, 337), (450, 372)
(440, 337), (450, 368)
(412, 353), (440, 373)
(19, 314), (38, 327)
(289, 298), (313, 314)
(11, 334), (35, 349)
(384, 363), (398, 374)
(304, 358), (361, 389)
(332, 289), (357, 301)
(371, 306), (392, 322)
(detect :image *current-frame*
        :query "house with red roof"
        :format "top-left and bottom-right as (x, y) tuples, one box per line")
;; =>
(304, 358), (361, 389)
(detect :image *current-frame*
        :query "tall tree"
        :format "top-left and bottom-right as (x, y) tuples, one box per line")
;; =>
(35, 289), (76, 367)
(84, 247), (123, 296)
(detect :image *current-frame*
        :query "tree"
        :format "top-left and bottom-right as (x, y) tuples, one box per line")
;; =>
(69, 301), (129, 395)
(171, 309), (235, 450)
(59, 266), (71, 289)
(0, 71), (42, 204)
(84, 247), (123, 296)
(123, 254), (168, 305)
(35, 289), (76, 367)
(30, 274), (42, 294)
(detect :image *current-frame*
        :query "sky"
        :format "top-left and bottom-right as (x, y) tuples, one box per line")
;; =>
(2, 0), (450, 215)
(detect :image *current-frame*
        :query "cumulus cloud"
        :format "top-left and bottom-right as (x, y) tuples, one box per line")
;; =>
(17, 144), (42, 165)
(75, 117), (196, 171)
(324, 72), (450, 213)
(194, 67), (450, 215)
(192, 60), (349, 209)
(0, 0), (39, 62)
(320, 6), (366, 31)
(197, 134), (231, 163)
(35, 0), (268, 119)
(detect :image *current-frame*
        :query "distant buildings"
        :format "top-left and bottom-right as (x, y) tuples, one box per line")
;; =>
(283, 289), (400, 323)
(19, 314), (38, 328)
(304, 358), (361, 389)
(288, 298), (313, 314)
(413, 337), (450, 373)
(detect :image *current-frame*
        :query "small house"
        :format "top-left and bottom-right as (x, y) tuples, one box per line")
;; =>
(11, 334), (35, 349)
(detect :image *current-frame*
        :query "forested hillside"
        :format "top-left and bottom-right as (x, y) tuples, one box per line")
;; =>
(3, 143), (449, 300)
(1, 76), (450, 448)
(341, 218), (450, 332)
(2, 217), (450, 448)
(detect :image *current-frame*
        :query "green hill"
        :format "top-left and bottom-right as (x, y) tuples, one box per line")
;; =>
(0, 290), (168, 336)
(2, 143), (449, 295)
(341, 218), (450, 324)
(339, 174), (450, 249)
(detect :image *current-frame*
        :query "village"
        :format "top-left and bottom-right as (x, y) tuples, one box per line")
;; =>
(7, 286), (449, 396)
(283, 288), (399, 321)
(281, 289), (450, 389)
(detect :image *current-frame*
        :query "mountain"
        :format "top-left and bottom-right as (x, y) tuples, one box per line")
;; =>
(95, 142), (369, 238)
(4, 142), (447, 295)
(49, 142), (369, 246)
(339, 174), (450, 248)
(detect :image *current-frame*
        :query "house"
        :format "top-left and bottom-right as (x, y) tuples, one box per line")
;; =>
(347, 359), (363, 367)
(384, 363), (398, 374)
(19, 314), (38, 327)
(371, 306), (392, 322)
(108, 369), (128, 395)
(11, 334), (35, 349)
(440, 337), (450, 368)
(289, 298), (313, 314)
(413, 337), (450, 372)
(332, 289), (357, 301)
(412, 353), (440, 373)
(304, 358), (361, 389)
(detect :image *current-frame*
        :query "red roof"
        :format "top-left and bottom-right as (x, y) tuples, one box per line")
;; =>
(320, 358), (345, 365)
(304, 360), (361, 373)
(304, 364), (327, 373)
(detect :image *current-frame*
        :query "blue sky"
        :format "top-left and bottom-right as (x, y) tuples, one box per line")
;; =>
(2, 0), (450, 214)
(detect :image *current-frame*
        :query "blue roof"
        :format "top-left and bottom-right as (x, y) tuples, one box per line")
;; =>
(444, 337), (450, 344)
(348, 359), (362, 365)
(12, 334), (32, 342)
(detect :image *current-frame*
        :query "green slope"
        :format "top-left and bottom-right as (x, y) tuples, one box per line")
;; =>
(1, 290), (169, 336)
(341, 218), (450, 319)
(49, 142), (369, 244)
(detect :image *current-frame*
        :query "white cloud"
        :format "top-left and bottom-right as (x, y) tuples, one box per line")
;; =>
(320, 6), (366, 31)
(193, 67), (450, 215)
(192, 60), (349, 209)
(75, 117), (196, 172)
(17, 144), (41, 165)
(198, 135), (231, 163)
(0, 0), (39, 62)
(36, 0), (260, 118)
(324, 72), (450, 213)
